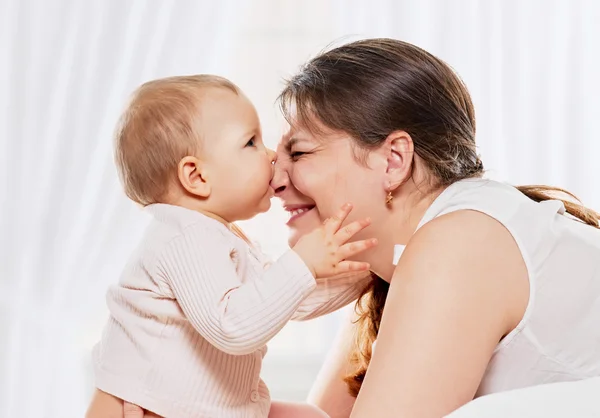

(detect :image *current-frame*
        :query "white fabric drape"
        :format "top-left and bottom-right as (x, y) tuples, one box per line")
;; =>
(0, 1), (249, 416)
(333, 0), (600, 208)
(2, 1), (599, 417)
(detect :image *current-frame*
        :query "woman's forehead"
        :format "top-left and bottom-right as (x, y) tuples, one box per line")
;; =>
(280, 110), (332, 139)
(277, 126), (307, 148)
(279, 127), (294, 144)
(280, 120), (341, 144)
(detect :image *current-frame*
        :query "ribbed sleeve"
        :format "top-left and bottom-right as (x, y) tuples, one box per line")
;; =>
(293, 272), (372, 321)
(157, 223), (317, 355)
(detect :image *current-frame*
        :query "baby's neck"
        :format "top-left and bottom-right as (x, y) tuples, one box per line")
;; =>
(166, 194), (228, 225)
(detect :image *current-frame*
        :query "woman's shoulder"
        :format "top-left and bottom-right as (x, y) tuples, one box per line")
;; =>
(409, 208), (521, 261)
(407, 196), (529, 297)
(396, 208), (529, 347)
(416, 178), (566, 256)
(367, 208), (529, 417)
(411, 179), (528, 253)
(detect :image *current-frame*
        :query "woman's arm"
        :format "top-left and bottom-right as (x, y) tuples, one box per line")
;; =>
(307, 306), (359, 418)
(350, 210), (529, 418)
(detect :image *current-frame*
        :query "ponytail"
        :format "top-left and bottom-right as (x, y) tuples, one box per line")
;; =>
(517, 185), (599, 229)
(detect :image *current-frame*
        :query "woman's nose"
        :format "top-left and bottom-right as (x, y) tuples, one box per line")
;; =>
(270, 157), (288, 194)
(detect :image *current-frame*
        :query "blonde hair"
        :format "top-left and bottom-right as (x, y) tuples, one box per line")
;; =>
(114, 74), (239, 206)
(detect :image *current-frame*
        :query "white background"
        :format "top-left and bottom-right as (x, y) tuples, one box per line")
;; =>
(1, 1), (599, 416)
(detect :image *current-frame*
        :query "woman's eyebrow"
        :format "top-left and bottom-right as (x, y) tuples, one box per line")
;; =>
(284, 137), (300, 153)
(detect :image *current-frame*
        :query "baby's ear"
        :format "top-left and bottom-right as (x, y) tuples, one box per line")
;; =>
(177, 156), (210, 198)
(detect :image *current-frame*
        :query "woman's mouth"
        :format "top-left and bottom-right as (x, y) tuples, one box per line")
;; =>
(285, 205), (315, 224)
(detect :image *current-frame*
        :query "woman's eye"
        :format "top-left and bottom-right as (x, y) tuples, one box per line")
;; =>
(289, 151), (306, 161)
(245, 137), (256, 147)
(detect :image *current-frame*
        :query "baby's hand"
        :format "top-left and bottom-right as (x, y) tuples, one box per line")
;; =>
(292, 203), (377, 278)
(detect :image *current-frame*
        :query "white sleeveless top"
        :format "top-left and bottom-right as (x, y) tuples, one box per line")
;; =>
(402, 178), (600, 396)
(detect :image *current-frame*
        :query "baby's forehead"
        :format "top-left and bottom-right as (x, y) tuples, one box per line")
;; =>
(197, 85), (241, 105)
(196, 87), (254, 117)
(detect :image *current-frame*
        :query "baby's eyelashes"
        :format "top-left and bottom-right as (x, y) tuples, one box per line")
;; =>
(245, 136), (256, 147)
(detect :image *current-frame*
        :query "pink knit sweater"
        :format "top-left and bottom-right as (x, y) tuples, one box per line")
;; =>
(93, 204), (369, 418)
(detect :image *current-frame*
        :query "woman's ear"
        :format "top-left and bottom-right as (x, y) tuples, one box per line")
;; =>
(177, 156), (211, 198)
(384, 130), (414, 191)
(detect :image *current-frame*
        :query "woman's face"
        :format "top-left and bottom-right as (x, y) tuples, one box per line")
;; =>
(271, 123), (388, 247)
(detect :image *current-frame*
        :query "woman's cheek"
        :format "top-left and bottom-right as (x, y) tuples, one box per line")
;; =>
(289, 163), (314, 196)
(302, 169), (339, 218)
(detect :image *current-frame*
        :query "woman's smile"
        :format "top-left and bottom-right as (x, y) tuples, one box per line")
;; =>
(284, 204), (316, 225)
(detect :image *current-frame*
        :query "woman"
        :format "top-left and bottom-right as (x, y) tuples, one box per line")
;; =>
(271, 37), (600, 417)
(112, 38), (600, 417)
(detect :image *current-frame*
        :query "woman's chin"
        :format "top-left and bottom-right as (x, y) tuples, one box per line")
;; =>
(287, 226), (314, 247)
(286, 211), (320, 247)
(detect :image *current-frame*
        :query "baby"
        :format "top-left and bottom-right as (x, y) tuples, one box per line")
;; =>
(86, 75), (376, 418)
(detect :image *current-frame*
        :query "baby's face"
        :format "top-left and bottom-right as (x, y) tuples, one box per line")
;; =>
(198, 87), (276, 221)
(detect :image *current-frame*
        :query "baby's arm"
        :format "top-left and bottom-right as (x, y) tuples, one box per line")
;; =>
(157, 224), (317, 355)
(291, 272), (373, 321)
(159, 204), (375, 355)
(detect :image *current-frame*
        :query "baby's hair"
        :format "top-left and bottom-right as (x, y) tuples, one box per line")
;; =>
(114, 74), (239, 206)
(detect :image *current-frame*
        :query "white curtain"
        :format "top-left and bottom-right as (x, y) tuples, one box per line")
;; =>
(2, 1), (599, 417)
(333, 0), (600, 208)
(0, 1), (251, 416)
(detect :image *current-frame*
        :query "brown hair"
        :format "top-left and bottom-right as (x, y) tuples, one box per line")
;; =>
(278, 38), (599, 397)
(114, 74), (238, 206)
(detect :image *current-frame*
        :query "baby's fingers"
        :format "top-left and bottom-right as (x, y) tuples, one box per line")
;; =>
(338, 238), (378, 260)
(334, 260), (371, 274)
(334, 217), (371, 245)
(324, 203), (353, 234)
(123, 402), (145, 418)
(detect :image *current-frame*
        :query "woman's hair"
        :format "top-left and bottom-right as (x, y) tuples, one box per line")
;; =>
(278, 38), (599, 397)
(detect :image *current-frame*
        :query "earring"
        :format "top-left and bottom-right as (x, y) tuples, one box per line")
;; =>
(385, 191), (393, 205)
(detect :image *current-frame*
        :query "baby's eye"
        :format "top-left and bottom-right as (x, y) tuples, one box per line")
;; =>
(245, 137), (256, 147)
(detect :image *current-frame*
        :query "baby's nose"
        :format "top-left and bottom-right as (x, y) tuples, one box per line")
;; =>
(267, 148), (277, 163)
